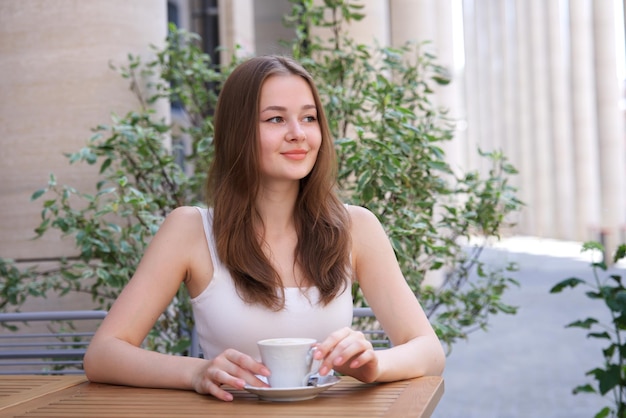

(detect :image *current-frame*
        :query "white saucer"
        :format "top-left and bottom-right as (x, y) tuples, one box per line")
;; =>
(243, 375), (341, 402)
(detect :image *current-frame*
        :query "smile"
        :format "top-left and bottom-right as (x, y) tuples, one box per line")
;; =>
(282, 150), (307, 160)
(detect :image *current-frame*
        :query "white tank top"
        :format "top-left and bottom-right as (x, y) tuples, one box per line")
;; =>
(190, 207), (354, 361)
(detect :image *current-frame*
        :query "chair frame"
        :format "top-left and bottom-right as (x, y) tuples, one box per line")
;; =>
(0, 310), (107, 375)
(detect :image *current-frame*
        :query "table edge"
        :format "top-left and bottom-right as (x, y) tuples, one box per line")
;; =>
(384, 376), (445, 418)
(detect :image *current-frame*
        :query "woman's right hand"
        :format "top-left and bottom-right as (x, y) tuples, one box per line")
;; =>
(192, 348), (271, 401)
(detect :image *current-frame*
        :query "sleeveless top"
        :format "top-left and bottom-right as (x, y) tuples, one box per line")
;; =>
(190, 207), (354, 361)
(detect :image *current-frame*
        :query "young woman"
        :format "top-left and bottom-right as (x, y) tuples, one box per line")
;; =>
(84, 55), (445, 401)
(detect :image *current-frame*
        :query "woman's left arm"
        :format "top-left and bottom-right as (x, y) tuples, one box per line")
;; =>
(316, 205), (445, 382)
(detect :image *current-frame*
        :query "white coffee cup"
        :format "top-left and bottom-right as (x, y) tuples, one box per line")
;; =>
(257, 337), (321, 388)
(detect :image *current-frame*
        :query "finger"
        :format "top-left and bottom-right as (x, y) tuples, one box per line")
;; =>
(207, 380), (235, 402)
(196, 369), (239, 401)
(327, 333), (374, 370)
(330, 341), (368, 368)
(347, 349), (376, 369)
(208, 353), (268, 389)
(224, 349), (271, 376)
(316, 328), (355, 375)
(315, 328), (352, 357)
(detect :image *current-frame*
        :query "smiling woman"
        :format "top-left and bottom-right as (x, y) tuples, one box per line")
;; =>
(83, 55), (445, 402)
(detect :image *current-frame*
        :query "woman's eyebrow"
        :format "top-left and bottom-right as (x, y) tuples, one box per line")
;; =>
(260, 104), (317, 113)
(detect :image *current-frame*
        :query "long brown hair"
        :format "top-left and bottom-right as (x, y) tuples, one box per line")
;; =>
(205, 55), (351, 310)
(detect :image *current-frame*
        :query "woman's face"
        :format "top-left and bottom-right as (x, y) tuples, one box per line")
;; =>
(257, 74), (322, 186)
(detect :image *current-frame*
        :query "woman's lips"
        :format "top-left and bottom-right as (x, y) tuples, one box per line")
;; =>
(282, 150), (307, 160)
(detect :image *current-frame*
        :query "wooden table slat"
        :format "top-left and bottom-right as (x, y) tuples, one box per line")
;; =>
(0, 375), (86, 411)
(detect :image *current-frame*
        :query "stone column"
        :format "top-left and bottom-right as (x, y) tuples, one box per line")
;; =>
(461, 0), (483, 174)
(593, 0), (626, 259)
(485, 0), (503, 157)
(474, 2), (493, 176)
(389, 0), (435, 46)
(528, 0), (555, 237)
(0, 0), (168, 260)
(436, 0), (465, 175)
(218, 0), (255, 62)
(390, 0), (463, 173)
(570, 0), (601, 241)
(306, 0), (389, 54)
(501, 0), (522, 209)
(547, 0), (576, 240)
(514, 0), (535, 235)
(345, 0), (390, 46)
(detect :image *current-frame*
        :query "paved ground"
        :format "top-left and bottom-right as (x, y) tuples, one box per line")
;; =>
(432, 237), (626, 418)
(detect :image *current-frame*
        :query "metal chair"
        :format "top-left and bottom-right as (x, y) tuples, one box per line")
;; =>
(0, 310), (107, 375)
(352, 307), (391, 349)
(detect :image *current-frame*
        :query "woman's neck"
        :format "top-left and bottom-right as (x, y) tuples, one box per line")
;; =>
(254, 180), (299, 236)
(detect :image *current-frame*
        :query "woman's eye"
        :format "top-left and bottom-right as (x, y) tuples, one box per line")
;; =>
(267, 116), (283, 123)
(303, 115), (317, 123)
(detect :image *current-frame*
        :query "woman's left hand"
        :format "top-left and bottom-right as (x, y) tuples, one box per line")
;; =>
(314, 327), (380, 383)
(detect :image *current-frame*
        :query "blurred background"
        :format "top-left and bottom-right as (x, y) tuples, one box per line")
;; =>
(1, 0), (624, 263)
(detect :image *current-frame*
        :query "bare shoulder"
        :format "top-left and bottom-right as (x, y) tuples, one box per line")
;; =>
(344, 204), (399, 286)
(148, 206), (212, 295)
(344, 204), (389, 255)
(151, 206), (207, 251)
(345, 204), (382, 230)
(161, 206), (204, 231)
(167, 205), (203, 220)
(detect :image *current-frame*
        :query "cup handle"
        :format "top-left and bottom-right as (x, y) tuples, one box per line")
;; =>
(304, 346), (322, 386)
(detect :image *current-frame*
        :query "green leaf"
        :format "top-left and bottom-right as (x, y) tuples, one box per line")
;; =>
(582, 241), (604, 253)
(614, 244), (626, 262)
(593, 407), (611, 418)
(170, 338), (191, 354)
(585, 290), (603, 299)
(361, 184), (374, 203)
(587, 331), (610, 340)
(31, 188), (46, 201)
(572, 383), (596, 394)
(593, 364), (621, 395)
(607, 290), (626, 314)
(550, 277), (585, 293)
(100, 158), (112, 174)
(566, 318), (598, 329)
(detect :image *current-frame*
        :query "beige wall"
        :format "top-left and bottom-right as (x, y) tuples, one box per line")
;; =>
(253, 0), (294, 56)
(218, 0), (255, 62)
(0, 0), (168, 260)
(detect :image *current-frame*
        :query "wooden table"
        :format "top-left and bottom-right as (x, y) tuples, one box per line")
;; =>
(0, 374), (444, 417)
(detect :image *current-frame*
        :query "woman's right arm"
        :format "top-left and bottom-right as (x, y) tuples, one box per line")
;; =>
(83, 206), (269, 401)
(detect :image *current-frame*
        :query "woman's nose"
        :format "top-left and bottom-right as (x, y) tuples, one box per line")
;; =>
(286, 120), (306, 141)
